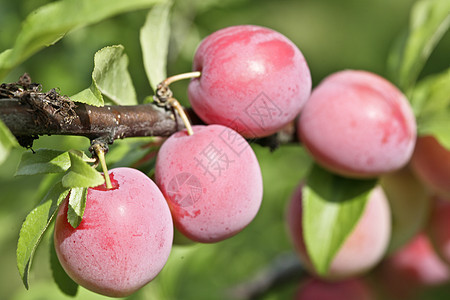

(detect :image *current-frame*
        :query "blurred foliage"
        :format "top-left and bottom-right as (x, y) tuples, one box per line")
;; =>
(0, 0), (449, 299)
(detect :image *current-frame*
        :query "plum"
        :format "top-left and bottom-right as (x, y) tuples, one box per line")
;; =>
(298, 70), (416, 178)
(54, 167), (173, 297)
(155, 124), (263, 243)
(188, 25), (311, 138)
(410, 135), (450, 197)
(376, 233), (450, 299)
(380, 167), (430, 252)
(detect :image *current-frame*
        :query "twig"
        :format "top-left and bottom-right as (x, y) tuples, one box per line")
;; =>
(227, 252), (307, 300)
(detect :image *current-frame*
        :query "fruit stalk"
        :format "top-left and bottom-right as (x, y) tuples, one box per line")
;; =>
(161, 71), (201, 86)
(92, 143), (113, 189)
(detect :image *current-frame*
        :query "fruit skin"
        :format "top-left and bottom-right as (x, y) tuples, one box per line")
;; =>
(298, 70), (417, 178)
(427, 196), (450, 266)
(54, 167), (173, 297)
(155, 124), (263, 243)
(410, 135), (450, 197)
(188, 25), (312, 138)
(294, 278), (374, 300)
(376, 233), (450, 299)
(286, 184), (391, 279)
(380, 167), (430, 253)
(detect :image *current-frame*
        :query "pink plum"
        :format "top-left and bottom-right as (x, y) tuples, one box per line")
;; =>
(155, 124), (263, 243)
(380, 167), (430, 253)
(410, 135), (450, 197)
(188, 25), (312, 138)
(298, 70), (417, 178)
(54, 167), (173, 297)
(286, 184), (391, 279)
(376, 233), (450, 299)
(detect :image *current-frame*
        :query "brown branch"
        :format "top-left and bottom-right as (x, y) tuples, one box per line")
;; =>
(0, 74), (298, 150)
(0, 74), (186, 148)
(0, 98), (184, 141)
(228, 252), (306, 300)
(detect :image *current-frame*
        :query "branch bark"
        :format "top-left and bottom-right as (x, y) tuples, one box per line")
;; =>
(228, 252), (306, 300)
(0, 98), (184, 141)
(0, 74), (298, 150)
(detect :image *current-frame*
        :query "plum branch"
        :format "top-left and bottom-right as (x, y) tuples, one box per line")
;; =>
(0, 98), (185, 145)
(0, 74), (186, 148)
(228, 253), (306, 299)
(0, 74), (297, 151)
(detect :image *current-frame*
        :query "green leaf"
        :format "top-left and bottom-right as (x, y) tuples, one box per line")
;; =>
(0, 119), (19, 165)
(140, 2), (172, 91)
(70, 83), (104, 107)
(0, 0), (169, 80)
(62, 152), (104, 188)
(15, 149), (70, 176)
(17, 181), (70, 289)
(303, 164), (377, 275)
(67, 187), (88, 228)
(388, 0), (450, 93)
(72, 45), (137, 106)
(412, 68), (450, 149)
(50, 231), (79, 296)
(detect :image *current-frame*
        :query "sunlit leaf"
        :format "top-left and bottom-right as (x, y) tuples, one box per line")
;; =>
(15, 149), (70, 176)
(140, 2), (172, 91)
(412, 68), (450, 149)
(61, 152), (104, 188)
(71, 45), (137, 106)
(70, 84), (104, 107)
(0, 119), (19, 165)
(0, 0), (169, 80)
(303, 164), (377, 275)
(67, 187), (88, 228)
(16, 182), (70, 288)
(388, 0), (450, 93)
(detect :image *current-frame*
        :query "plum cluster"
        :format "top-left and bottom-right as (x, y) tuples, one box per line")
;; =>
(284, 51), (449, 300)
(54, 124), (263, 297)
(53, 24), (449, 298)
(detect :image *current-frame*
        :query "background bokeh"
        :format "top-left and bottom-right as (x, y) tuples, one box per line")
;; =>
(0, 0), (449, 299)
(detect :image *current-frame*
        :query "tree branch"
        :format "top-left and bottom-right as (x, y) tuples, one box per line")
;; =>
(0, 98), (184, 141)
(228, 252), (306, 300)
(0, 74), (298, 150)
(0, 74), (185, 148)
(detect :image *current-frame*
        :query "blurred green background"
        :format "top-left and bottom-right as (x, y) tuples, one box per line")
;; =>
(0, 0), (449, 299)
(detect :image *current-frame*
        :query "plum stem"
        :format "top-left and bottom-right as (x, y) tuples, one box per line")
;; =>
(169, 97), (194, 135)
(154, 72), (201, 136)
(92, 144), (113, 189)
(162, 71), (201, 86)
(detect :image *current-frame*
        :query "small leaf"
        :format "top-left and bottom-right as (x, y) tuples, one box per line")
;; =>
(70, 84), (104, 107)
(0, 0), (169, 80)
(62, 152), (104, 188)
(95, 45), (137, 106)
(412, 68), (450, 149)
(140, 2), (172, 91)
(17, 181), (70, 288)
(68, 149), (93, 162)
(67, 187), (88, 228)
(15, 149), (70, 176)
(0, 119), (19, 165)
(388, 0), (450, 93)
(303, 164), (377, 275)
(71, 45), (137, 106)
(50, 231), (79, 296)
